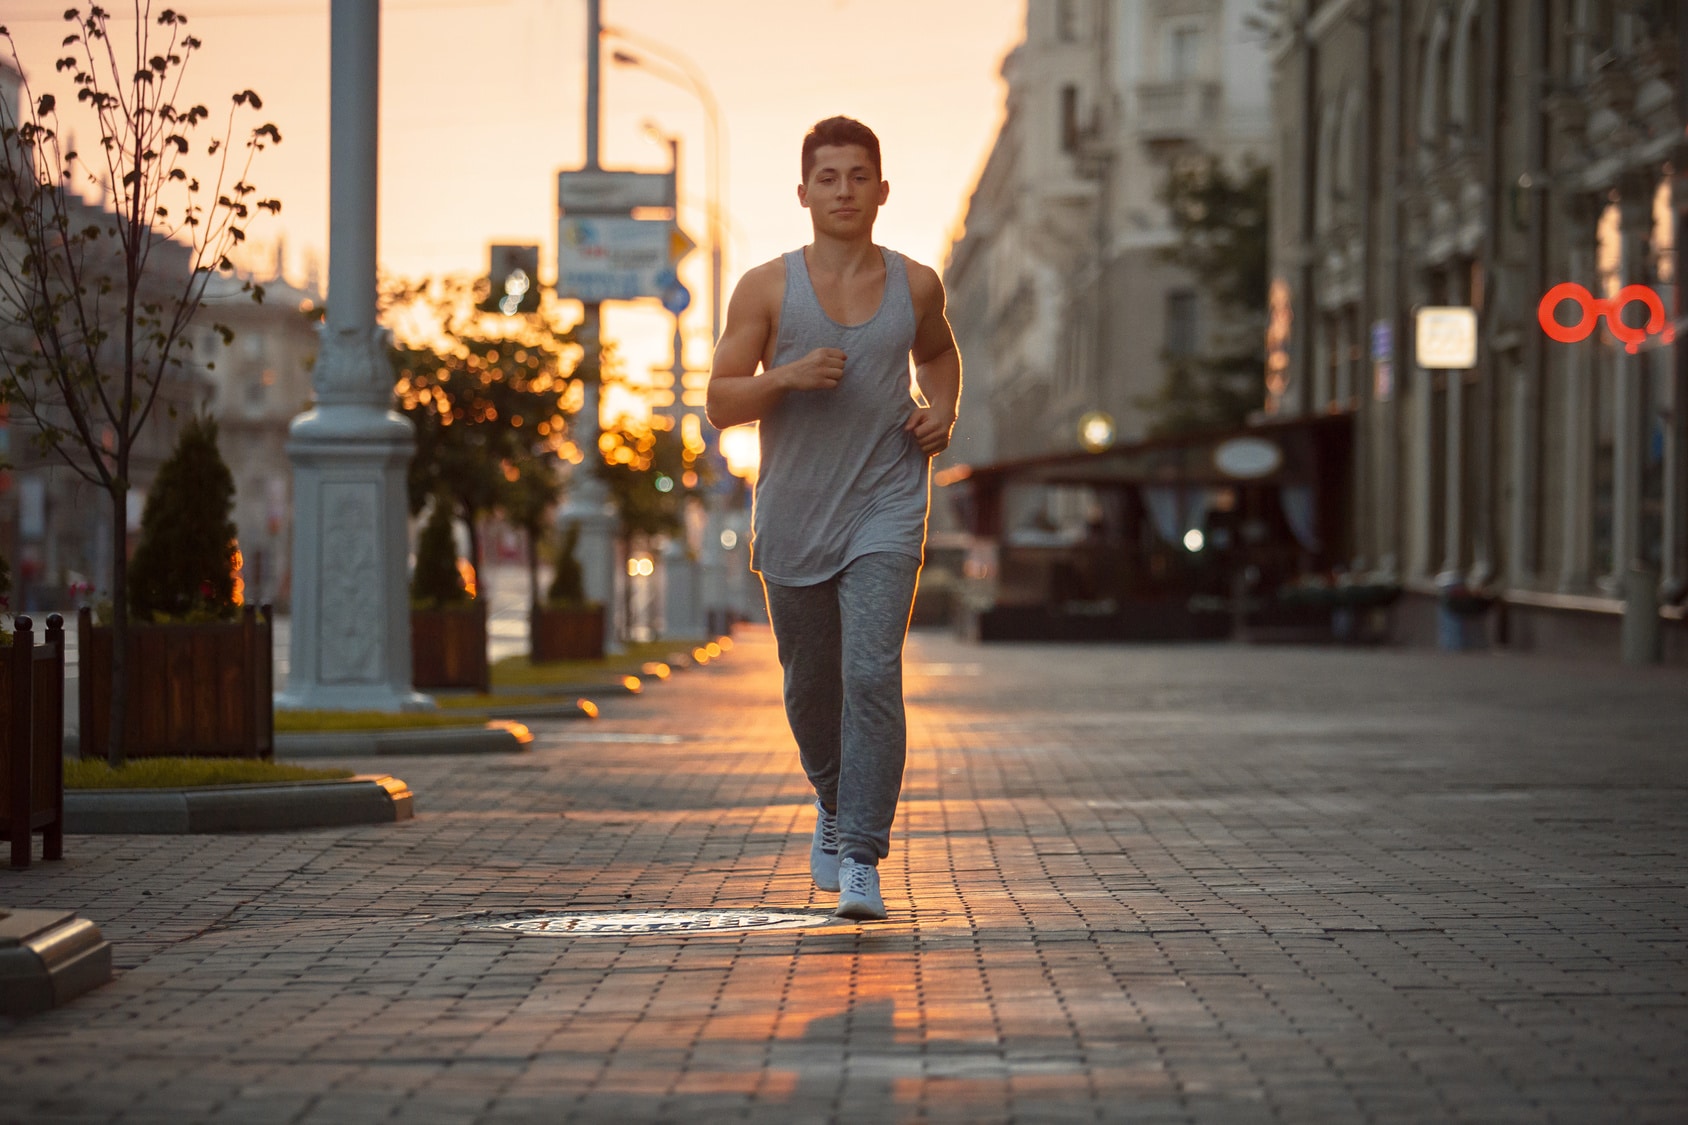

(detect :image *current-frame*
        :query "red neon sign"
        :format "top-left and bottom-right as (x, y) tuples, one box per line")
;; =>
(1537, 283), (1674, 353)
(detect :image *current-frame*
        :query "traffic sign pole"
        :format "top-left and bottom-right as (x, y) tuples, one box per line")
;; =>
(558, 0), (622, 654)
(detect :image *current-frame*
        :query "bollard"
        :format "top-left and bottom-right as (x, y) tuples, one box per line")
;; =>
(1621, 562), (1661, 665)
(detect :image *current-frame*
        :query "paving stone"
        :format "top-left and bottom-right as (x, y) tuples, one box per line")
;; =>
(2, 631), (1687, 1121)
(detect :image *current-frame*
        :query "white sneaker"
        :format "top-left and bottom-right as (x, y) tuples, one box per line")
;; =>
(835, 857), (886, 921)
(810, 801), (840, 892)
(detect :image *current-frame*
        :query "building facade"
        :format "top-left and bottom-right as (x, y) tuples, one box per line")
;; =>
(1267, 0), (1688, 658)
(944, 0), (1273, 470)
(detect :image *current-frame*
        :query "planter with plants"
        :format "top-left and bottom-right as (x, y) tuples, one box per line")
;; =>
(77, 417), (273, 762)
(410, 496), (489, 692)
(1, 540), (69, 866)
(530, 523), (605, 663)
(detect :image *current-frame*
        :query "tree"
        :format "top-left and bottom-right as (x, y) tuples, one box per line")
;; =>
(0, 6), (281, 764)
(498, 451), (562, 612)
(546, 522), (586, 608)
(127, 413), (237, 620)
(388, 278), (579, 583)
(1139, 154), (1269, 437)
(410, 494), (467, 609)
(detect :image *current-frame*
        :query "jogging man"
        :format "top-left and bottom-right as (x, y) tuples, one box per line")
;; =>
(705, 115), (962, 921)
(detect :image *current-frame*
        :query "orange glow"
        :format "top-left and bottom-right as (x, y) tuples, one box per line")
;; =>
(578, 698), (600, 719)
(621, 675), (644, 693)
(230, 542), (245, 606)
(457, 558), (478, 599)
(486, 719), (534, 744)
(718, 424), (760, 480)
(641, 661), (672, 680)
(716, 637), (734, 652)
(706, 642), (721, 658)
(692, 647), (710, 664)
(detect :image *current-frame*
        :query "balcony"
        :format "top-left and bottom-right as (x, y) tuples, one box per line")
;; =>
(1134, 79), (1222, 144)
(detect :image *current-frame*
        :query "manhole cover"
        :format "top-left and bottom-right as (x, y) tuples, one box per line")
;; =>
(463, 910), (830, 935)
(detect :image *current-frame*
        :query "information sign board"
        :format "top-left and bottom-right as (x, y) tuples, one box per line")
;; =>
(1415, 306), (1478, 369)
(558, 217), (675, 302)
(558, 169), (672, 214)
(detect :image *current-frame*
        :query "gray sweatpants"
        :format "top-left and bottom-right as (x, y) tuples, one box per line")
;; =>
(761, 552), (921, 866)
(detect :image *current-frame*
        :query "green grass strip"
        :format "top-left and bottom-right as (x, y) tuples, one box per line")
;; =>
(66, 757), (354, 790)
(491, 638), (709, 688)
(275, 709), (488, 732)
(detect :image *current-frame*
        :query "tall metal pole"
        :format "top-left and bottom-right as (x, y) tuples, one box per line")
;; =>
(279, 0), (428, 710)
(559, 0), (622, 652)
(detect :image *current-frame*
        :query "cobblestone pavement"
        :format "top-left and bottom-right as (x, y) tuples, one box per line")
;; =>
(3, 628), (1687, 1124)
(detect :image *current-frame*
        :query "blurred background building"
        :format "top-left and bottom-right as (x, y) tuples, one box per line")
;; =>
(943, 0), (1272, 467)
(1266, 0), (1687, 658)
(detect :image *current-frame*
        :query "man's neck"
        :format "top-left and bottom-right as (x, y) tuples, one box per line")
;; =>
(805, 231), (879, 274)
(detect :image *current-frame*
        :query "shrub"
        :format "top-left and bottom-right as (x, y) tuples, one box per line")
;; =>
(547, 522), (587, 607)
(128, 415), (240, 621)
(412, 496), (469, 608)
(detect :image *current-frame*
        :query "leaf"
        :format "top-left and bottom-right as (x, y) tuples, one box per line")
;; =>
(36, 93), (55, 115)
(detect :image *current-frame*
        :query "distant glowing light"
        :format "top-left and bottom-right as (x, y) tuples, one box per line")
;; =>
(627, 556), (655, 578)
(654, 474), (674, 493)
(719, 425), (760, 480)
(720, 529), (739, 550)
(1183, 529), (1205, 552)
(1537, 282), (1672, 353)
(1078, 410), (1115, 453)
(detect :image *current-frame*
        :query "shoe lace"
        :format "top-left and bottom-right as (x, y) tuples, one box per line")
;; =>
(817, 806), (839, 854)
(842, 860), (875, 894)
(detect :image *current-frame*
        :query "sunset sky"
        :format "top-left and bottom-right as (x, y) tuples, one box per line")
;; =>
(5, 0), (1025, 408)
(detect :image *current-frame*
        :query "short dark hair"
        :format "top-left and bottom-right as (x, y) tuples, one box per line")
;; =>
(801, 116), (882, 182)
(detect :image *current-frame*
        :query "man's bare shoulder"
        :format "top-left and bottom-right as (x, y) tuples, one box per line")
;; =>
(901, 255), (946, 314)
(735, 256), (788, 305)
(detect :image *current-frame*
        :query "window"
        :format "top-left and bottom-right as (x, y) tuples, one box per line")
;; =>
(1166, 291), (1200, 357)
(1056, 0), (1082, 43)
(1168, 26), (1203, 81)
(1060, 85), (1081, 152)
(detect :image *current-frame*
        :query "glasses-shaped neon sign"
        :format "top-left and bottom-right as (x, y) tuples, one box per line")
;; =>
(1537, 283), (1674, 353)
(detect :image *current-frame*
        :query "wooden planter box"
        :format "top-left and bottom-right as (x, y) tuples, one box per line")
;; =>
(411, 602), (489, 692)
(77, 605), (274, 762)
(529, 604), (605, 663)
(1, 615), (67, 868)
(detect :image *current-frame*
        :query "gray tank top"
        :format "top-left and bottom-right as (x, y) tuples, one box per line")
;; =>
(751, 246), (930, 585)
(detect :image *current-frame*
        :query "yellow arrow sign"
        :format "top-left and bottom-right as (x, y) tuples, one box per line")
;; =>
(669, 224), (698, 264)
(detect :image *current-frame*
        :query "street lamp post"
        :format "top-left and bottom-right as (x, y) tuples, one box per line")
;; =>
(607, 30), (743, 631)
(606, 32), (726, 347)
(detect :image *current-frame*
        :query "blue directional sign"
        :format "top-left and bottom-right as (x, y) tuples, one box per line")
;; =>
(662, 281), (692, 315)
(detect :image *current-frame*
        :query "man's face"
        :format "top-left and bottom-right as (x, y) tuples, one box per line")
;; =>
(799, 143), (888, 238)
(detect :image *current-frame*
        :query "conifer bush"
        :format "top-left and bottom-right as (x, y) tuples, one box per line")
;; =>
(546, 522), (587, 608)
(128, 416), (240, 622)
(412, 496), (469, 608)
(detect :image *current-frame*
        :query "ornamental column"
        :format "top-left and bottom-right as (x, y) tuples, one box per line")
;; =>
(278, 0), (429, 711)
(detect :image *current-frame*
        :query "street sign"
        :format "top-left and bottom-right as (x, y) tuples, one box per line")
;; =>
(669, 224), (697, 263)
(558, 217), (675, 302)
(1415, 306), (1477, 369)
(661, 281), (692, 314)
(558, 169), (672, 214)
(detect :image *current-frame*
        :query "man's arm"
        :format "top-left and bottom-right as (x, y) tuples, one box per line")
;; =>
(902, 261), (962, 457)
(705, 261), (846, 430)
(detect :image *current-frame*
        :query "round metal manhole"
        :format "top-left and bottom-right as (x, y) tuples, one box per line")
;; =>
(462, 909), (832, 936)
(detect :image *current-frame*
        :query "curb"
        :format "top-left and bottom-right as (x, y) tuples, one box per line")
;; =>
(62, 774), (414, 834)
(0, 908), (113, 1018)
(276, 722), (532, 758)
